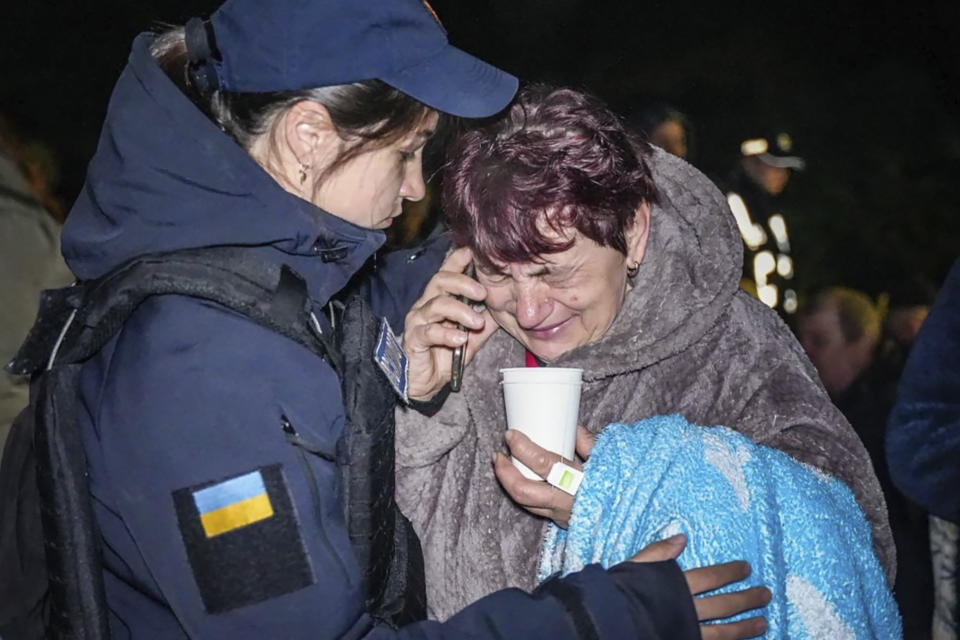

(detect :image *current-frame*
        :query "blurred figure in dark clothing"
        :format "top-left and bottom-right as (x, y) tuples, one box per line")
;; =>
(887, 261), (960, 640)
(0, 117), (73, 458)
(723, 132), (804, 316)
(627, 104), (692, 160)
(876, 277), (937, 380)
(798, 286), (934, 639)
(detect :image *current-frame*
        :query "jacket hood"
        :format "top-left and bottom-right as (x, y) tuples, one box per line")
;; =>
(553, 147), (743, 379)
(62, 33), (384, 302)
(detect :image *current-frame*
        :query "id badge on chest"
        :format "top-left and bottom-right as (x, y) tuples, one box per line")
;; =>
(374, 317), (409, 404)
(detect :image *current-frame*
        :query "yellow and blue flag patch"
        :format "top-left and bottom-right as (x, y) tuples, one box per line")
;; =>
(173, 464), (314, 613)
(192, 470), (274, 537)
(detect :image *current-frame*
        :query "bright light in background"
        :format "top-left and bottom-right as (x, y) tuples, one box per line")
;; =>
(728, 193), (767, 249)
(758, 284), (779, 308)
(754, 250), (775, 281)
(767, 213), (791, 252)
(753, 251), (778, 308)
(740, 138), (769, 156)
(777, 254), (794, 278)
(783, 289), (798, 313)
(753, 250), (778, 308)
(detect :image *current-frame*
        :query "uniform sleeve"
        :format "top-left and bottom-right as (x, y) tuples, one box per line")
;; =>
(887, 260), (960, 524)
(93, 297), (696, 640)
(377, 561), (701, 640)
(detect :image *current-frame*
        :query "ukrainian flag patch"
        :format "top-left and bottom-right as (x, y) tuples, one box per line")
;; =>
(193, 470), (274, 537)
(173, 464), (314, 613)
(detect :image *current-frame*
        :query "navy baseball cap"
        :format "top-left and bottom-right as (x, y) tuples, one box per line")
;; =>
(189, 0), (518, 118)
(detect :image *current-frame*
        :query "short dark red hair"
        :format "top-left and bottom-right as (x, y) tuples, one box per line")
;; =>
(443, 84), (658, 271)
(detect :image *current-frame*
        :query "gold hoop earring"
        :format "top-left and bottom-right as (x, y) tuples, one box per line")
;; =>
(627, 262), (640, 278)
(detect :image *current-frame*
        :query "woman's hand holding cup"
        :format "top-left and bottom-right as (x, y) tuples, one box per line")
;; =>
(493, 426), (596, 528)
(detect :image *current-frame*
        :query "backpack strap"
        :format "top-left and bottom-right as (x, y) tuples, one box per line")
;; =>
(8, 247), (337, 376)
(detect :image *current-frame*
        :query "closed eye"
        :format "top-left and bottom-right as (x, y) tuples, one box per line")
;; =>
(477, 267), (509, 284)
(479, 273), (509, 285)
(542, 267), (577, 286)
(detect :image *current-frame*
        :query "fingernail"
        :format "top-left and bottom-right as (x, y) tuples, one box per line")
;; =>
(666, 534), (685, 545)
(504, 430), (515, 443)
(452, 332), (467, 344)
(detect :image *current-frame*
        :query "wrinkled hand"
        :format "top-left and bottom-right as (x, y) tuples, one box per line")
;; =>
(402, 247), (497, 401)
(493, 427), (596, 528)
(629, 536), (770, 640)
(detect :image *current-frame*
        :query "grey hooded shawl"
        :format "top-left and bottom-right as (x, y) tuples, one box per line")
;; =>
(395, 148), (894, 621)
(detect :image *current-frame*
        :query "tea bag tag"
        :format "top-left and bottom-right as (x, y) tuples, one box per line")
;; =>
(374, 317), (409, 403)
(547, 461), (583, 496)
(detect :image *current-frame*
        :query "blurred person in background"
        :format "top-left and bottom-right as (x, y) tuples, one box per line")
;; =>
(627, 103), (692, 160)
(0, 116), (73, 457)
(723, 132), (804, 316)
(887, 259), (960, 640)
(796, 287), (881, 401)
(877, 277), (937, 379)
(798, 286), (935, 638)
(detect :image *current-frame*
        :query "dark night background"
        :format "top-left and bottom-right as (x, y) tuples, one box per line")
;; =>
(2, 1), (958, 297)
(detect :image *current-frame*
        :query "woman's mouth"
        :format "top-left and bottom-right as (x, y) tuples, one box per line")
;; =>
(525, 317), (572, 341)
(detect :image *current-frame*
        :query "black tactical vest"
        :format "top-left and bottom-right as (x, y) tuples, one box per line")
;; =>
(0, 247), (425, 639)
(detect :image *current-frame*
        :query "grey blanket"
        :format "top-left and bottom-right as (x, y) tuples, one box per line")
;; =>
(395, 147), (894, 621)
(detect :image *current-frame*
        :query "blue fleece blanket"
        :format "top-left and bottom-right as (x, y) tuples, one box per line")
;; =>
(539, 415), (901, 639)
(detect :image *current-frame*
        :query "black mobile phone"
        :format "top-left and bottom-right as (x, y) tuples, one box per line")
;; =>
(450, 262), (477, 392)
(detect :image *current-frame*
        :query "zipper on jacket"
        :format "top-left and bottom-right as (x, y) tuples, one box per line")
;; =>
(281, 414), (353, 586)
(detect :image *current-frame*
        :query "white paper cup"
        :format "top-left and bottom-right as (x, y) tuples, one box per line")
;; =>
(500, 367), (583, 480)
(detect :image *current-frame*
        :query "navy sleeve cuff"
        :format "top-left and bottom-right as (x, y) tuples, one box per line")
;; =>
(607, 560), (700, 640)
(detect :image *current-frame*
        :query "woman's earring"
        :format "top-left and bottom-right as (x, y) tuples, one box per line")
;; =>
(627, 262), (640, 278)
(299, 163), (310, 185)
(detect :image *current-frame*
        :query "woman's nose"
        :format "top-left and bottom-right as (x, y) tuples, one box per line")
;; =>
(514, 284), (551, 329)
(400, 159), (427, 202)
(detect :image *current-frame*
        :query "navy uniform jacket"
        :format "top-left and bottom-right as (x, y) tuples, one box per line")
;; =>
(887, 259), (960, 524)
(57, 33), (698, 639)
